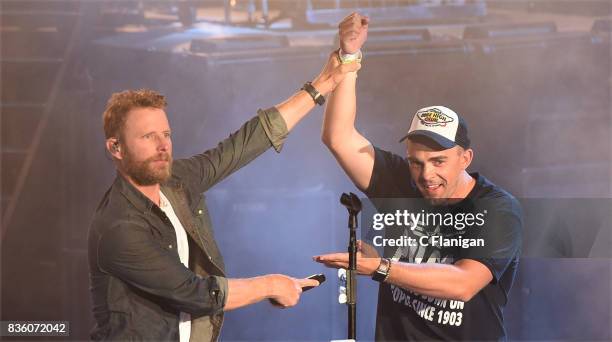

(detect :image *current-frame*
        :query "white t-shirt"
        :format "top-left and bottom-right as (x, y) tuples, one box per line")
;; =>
(159, 191), (191, 342)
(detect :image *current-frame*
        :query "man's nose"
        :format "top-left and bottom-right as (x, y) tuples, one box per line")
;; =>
(421, 163), (435, 181)
(156, 135), (170, 151)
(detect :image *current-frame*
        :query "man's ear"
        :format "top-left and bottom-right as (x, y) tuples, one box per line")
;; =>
(461, 148), (473, 170)
(106, 138), (122, 160)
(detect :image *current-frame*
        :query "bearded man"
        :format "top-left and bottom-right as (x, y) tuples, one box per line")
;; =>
(88, 52), (359, 341)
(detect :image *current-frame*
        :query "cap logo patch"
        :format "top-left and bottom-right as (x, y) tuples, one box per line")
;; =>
(417, 108), (454, 127)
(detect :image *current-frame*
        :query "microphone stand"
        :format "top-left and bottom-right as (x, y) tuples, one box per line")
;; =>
(340, 192), (362, 340)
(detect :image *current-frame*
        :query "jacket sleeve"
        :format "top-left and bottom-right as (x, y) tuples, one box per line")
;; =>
(96, 220), (228, 316)
(172, 107), (288, 194)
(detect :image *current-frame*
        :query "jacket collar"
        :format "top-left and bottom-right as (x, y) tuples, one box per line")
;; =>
(113, 172), (183, 214)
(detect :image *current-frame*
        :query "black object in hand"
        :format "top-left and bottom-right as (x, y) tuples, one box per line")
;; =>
(302, 273), (326, 292)
(269, 274), (326, 307)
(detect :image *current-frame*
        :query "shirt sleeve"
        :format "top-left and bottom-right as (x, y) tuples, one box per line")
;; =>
(216, 275), (229, 308)
(96, 220), (227, 316)
(364, 146), (415, 198)
(454, 197), (523, 282)
(172, 107), (288, 193)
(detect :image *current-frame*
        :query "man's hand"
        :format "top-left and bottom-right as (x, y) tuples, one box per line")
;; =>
(273, 49), (359, 131)
(313, 240), (381, 276)
(311, 12), (368, 95)
(311, 51), (361, 96)
(339, 12), (369, 54)
(266, 274), (320, 308)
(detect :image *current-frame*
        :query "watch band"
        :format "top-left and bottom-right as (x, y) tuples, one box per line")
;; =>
(372, 258), (392, 283)
(301, 81), (325, 106)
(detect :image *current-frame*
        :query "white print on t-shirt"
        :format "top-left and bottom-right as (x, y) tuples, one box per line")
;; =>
(389, 285), (465, 327)
(388, 224), (465, 327)
(392, 223), (457, 264)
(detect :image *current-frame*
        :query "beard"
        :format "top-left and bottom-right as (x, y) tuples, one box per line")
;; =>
(122, 146), (172, 186)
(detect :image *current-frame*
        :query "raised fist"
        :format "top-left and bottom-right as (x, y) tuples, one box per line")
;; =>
(339, 12), (369, 54)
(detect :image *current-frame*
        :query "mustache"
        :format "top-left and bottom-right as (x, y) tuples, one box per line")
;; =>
(146, 153), (171, 162)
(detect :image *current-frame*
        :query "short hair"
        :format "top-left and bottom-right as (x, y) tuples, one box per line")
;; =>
(102, 89), (167, 139)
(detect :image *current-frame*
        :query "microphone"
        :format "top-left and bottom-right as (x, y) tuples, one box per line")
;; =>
(340, 192), (362, 215)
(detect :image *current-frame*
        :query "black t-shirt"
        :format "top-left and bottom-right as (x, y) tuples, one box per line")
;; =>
(365, 147), (522, 341)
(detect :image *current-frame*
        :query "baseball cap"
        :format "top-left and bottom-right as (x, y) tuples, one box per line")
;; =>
(399, 106), (470, 149)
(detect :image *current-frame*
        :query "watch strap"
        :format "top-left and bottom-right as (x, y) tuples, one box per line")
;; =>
(301, 81), (325, 106)
(372, 258), (391, 283)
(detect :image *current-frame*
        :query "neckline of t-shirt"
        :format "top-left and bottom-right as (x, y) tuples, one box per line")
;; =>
(465, 172), (483, 199)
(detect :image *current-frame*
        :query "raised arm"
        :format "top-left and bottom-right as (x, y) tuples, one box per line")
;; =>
(277, 49), (361, 131)
(322, 13), (375, 191)
(175, 52), (360, 194)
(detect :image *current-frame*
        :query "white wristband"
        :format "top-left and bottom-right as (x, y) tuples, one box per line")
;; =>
(338, 48), (363, 64)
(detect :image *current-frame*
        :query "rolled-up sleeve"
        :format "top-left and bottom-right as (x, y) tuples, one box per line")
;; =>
(257, 107), (288, 152)
(97, 220), (226, 316)
(212, 275), (228, 308)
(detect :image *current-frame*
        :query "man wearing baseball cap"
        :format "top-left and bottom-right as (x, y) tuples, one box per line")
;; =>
(314, 13), (522, 341)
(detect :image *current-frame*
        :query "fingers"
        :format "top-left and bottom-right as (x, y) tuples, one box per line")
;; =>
(320, 261), (349, 269)
(327, 50), (342, 67)
(313, 253), (350, 269)
(269, 298), (286, 308)
(293, 278), (303, 295)
(339, 12), (368, 40)
(339, 27), (360, 37)
(341, 61), (361, 73)
(267, 274), (304, 309)
(338, 12), (356, 28)
(339, 27), (361, 40)
(338, 13), (368, 54)
(339, 12), (368, 29)
(313, 252), (349, 263)
(297, 278), (320, 288)
(313, 255), (348, 268)
(329, 62), (361, 87)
